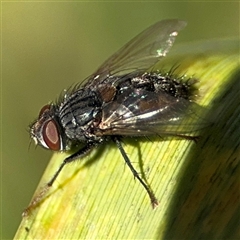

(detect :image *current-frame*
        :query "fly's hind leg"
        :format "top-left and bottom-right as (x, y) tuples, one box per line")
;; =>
(113, 137), (158, 208)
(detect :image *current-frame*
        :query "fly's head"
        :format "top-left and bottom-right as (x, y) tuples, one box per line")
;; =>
(30, 104), (66, 151)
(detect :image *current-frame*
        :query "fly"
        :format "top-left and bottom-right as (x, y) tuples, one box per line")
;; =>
(24, 19), (206, 216)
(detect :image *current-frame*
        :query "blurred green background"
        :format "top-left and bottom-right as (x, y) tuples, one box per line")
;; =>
(2, 2), (238, 239)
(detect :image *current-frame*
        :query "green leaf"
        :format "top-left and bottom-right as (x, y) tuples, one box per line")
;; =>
(14, 39), (239, 239)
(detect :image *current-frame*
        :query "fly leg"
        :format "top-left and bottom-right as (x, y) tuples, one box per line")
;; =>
(113, 137), (158, 209)
(22, 141), (99, 217)
(174, 134), (199, 143)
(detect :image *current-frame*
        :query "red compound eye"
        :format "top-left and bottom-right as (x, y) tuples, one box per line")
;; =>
(39, 104), (51, 118)
(42, 120), (61, 151)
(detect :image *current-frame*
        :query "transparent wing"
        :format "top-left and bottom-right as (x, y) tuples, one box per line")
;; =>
(98, 88), (207, 136)
(84, 19), (187, 87)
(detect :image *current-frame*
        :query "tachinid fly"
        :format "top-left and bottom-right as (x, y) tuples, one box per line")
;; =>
(25, 19), (205, 215)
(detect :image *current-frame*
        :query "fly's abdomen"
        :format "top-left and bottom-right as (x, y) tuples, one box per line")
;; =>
(131, 72), (196, 100)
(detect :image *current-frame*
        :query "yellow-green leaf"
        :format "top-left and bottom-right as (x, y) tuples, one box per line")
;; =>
(14, 39), (239, 240)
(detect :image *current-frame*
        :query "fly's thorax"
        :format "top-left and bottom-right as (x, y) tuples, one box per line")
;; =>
(58, 88), (102, 142)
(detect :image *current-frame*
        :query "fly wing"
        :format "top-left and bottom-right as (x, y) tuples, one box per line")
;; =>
(84, 19), (186, 87)
(97, 88), (207, 136)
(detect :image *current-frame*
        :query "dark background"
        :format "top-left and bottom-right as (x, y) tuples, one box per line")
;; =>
(2, 2), (238, 239)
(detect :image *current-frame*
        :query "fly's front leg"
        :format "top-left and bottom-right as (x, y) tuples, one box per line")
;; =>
(22, 141), (99, 217)
(47, 141), (99, 187)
